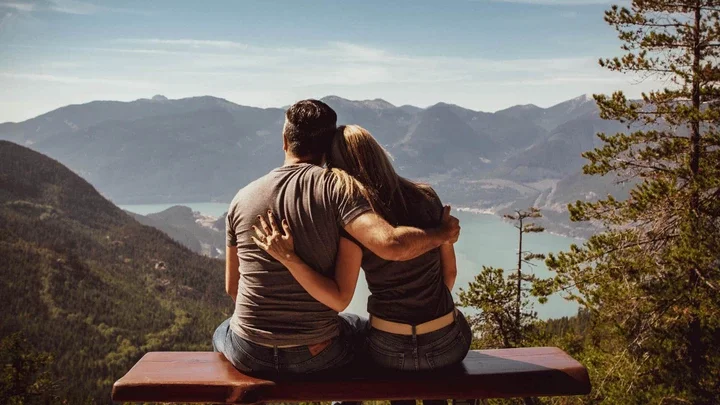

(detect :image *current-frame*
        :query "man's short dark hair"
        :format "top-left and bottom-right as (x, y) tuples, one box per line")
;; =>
(283, 99), (337, 159)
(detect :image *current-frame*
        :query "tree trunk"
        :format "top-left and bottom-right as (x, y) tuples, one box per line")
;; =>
(516, 217), (523, 344)
(688, 2), (705, 401)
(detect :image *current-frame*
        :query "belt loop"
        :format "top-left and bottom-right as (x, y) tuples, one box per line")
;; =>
(411, 324), (419, 370)
(273, 346), (279, 371)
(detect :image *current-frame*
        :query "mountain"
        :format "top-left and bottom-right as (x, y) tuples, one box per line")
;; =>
(399, 104), (423, 114)
(466, 106), (547, 152)
(0, 93), (622, 236)
(0, 141), (229, 403)
(321, 95), (396, 111)
(393, 103), (498, 176)
(24, 97), (285, 203)
(126, 205), (225, 258)
(539, 94), (599, 130)
(321, 95), (413, 147)
(496, 114), (624, 182)
(0, 95), (245, 146)
(213, 212), (228, 231)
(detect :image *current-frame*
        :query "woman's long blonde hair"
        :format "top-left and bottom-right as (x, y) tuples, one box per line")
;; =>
(328, 125), (434, 225)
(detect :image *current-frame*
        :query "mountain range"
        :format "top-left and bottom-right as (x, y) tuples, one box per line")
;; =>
(0, 140), (229, 403)
(0, 94), (632, 237)
(125, 205), (225, 258)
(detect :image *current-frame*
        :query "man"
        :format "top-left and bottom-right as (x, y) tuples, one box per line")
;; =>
(213, 99), (460, 376)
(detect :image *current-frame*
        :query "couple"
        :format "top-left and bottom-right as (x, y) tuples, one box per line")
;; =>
(213, 99), (472, 400)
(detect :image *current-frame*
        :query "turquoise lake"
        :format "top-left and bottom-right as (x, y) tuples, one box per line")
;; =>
(120, 203), (581, 320)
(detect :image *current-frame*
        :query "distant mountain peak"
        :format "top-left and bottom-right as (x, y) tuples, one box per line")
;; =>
(570, 93), (593, 104)
(427, 102), (467, 111)
(320, 95), (352, 104)
(151, 95), (169, 101)
(363, 98), (395, 109)
(495, 103), (542, 115)
(399, 104), (423, 114)
(547, 93), (597, 115)
(559, 94), (594, 108)
(321, 95), (395, 110)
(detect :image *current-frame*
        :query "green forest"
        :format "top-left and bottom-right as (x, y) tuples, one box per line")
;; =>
(0, 141), (230, 404)
(458, 1), (720, 403)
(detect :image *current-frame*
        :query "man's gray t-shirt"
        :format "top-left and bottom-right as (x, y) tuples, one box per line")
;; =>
(226, 163), (370, 346)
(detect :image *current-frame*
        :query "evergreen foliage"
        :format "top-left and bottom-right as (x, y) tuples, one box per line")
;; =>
(544, 1), (720, 403)
(0, 333), (58, 405)
(457, 208), (551, 349)
(0, 141), (230, 403)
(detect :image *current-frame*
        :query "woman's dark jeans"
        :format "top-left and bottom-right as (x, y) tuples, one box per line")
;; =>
(212, 313), (368, 378)
(367, 310), (473, 405)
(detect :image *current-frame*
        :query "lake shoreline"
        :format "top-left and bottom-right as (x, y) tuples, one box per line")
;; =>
(120, 201), (580, 321)
(119, 202), (587, 241)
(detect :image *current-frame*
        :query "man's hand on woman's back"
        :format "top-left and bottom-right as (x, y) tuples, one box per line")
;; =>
(440, 205), (461, 244)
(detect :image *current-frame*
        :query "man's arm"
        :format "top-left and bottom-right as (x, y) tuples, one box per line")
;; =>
(344, 206), (460, 262)
(225, 245), (239, 302)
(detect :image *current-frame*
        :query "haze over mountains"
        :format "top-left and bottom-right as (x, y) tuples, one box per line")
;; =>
(0, 94), (630, 236)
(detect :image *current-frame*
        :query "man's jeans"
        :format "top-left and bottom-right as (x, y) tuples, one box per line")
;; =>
(212, 313), (368, 378)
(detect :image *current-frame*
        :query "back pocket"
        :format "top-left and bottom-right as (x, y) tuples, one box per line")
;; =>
(424, 331), (468, 370)
(289, 339), (350, 373)
(367, 337), (405, 371)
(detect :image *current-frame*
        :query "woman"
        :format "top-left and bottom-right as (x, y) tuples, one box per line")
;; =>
(253, 125), (471, 402)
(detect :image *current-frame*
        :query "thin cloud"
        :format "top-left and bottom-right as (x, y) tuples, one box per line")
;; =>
(1, 72), (152, 88)
(62, 40), (593, 75)
(43, 61), (84, 68)
(0, 40), (652, 122)
(560, 10), (579, 18)
(28, 40), (602, 84)
(83, 46), (192, 55)
(493, 75), (623, 86)
(0, 11), (18, 30)
(489, 0), (612, 5)
(0, 2), (36, 12)
(117, 38), (248, 49)
(49, 0), (101, 14)
(0, 0), (149, 15)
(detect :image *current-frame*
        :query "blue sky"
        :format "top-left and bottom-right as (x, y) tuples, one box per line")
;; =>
(0, 0), (653, 122)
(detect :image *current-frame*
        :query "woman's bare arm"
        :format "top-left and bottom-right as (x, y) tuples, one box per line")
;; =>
(252, 212), (362, 312)
(440, 243), (457, 292)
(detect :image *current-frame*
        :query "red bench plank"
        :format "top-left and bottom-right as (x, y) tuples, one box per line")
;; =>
(112, 347), (591, 403)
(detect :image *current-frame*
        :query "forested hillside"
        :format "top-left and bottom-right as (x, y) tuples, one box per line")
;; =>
(0, 140), (230, 403)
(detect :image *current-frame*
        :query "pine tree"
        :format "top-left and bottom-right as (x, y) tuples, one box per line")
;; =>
(546, 1), (720, 402)
(0, 333), (57, 405)
(504, 208), (547, 344)
(458, 208), (549, 349)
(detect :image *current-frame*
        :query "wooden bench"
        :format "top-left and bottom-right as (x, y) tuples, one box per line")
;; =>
(112, 347), (591, 403)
